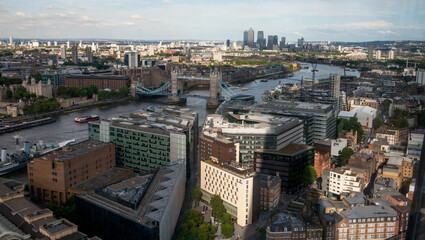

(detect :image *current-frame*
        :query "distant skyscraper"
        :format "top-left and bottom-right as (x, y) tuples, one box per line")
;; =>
(267, 35), (274, 50)
(388, 50), (395, 59)
(66, 41), (70, 48)
(47, 41), (51, 47)
(298, 37), (305, 48)
(226, 39), (230, 48)
(273, 35), (278, 46)
(243, 31), (248, 46)
(9, 36), (13, 46)
(257, 31), (264, 43)
(71, 45), (78, 64)
(280, 37), (286, 49)
(79, 40), (82, 48)
(86, 47), (93, 63)
(247, 28), (254, 46)
(125, 52), (139, 68)
(60, 45), (66, 59)
(368, 45), (374, 59)
(54, 41), (58, 46)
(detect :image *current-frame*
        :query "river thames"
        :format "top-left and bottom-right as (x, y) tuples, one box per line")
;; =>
(0, 63), (359, 152)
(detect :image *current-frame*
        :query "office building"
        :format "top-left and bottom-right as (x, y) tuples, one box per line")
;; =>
(9, 36), (13, 46)
(376, 50), (382, 60)
(86, 46), (93, 63)
(346, 153), (376, 184)
(368, 45), (374, 60)
(254, 144), (314, 192)
(200, 131), (236, 163)
(259, 174), (281, 211)
(406, 133), (425, 239)
(125, 51), (140, 68)
(200, 157), (260, 227)
(243, 30), (248, 46)
(330, 72), (341, 111)
(246, 100), (337, 145)
(77, 162), (185, 240)
(60, 44), (66, 59)
(280, 37), (286, 49)
(89, 106), (198, 174)
(339, 205), (399, 239)
(314, 138), (347, 178)
(376, 127), (408, 146)
(27, 140), (115, 205)
(267, 35), (274, 50)
(226, 39), (230, 47)
(257, 31), (266, 50)
(247, 27), (255, 46)
(416, 69), (425, 85)
(322, 167), (365, 197)
(0, 178), (91, 240)
(71, 44), (78, 63)
(298, 37), (305, 48)
(65, 75), (130, 90)
(203, 114), (303, 166)
(388, 50), (395, 60)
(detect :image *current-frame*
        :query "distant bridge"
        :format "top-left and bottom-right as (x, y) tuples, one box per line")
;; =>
(131, 67), (237, 108)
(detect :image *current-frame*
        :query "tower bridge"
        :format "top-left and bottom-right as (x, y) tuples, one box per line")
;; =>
(131, 67), (237, 108)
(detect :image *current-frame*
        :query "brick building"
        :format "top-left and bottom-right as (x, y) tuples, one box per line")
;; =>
(259, 174), (281, 211)
(64, 75), (130, 90)
(28, 140), (115, 205)
(199, 132), (236, 163)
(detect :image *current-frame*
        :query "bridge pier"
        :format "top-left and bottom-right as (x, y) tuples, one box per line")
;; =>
(206, 68), (222, 109)
(130, 84), (136, 98)
(168, 66), (186, 105)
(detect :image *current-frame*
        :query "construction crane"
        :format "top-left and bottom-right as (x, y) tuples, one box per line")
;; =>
(311, 62), (319, 82)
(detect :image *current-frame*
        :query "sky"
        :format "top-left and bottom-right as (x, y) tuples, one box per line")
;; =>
(1, 0), (425, 42)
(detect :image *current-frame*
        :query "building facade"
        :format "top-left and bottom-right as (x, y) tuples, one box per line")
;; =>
(27, 140), (115, 205)
(254, 144), (314, 192)
(64, 75), (130, 90)
(260, 174), (281, 211)
(200, 158), (259, 227)
(322, 167), (365, 197)
(89, 106), (198, 175)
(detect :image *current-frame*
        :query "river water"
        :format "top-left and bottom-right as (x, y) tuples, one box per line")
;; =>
(0, 63), (359, 152)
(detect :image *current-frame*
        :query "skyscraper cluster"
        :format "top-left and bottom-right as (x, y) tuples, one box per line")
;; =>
(242, 28), (287, 50)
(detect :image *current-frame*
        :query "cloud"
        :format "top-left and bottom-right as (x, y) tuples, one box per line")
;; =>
(314, 20), (395, 30)
(47, 5), (64, 10)
(163, 0), (171, 4)
(130, 14), (143, 20)
(294, 32), (303, 37)
(378, 30), (396, 35)
(105, 3), (124, 7)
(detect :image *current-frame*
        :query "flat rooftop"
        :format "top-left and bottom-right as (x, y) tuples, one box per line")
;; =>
(256, 143), (312, 155)
(251, 100), (334, 114)
(70, 168), (133, 192)
(39, 140), (111, 162)
(342, 205), (398, 220)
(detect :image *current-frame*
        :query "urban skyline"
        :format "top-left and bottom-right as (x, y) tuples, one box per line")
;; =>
(1, 0), (425, 41)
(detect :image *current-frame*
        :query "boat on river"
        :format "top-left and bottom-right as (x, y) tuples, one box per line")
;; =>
(75, 115), (100, 123)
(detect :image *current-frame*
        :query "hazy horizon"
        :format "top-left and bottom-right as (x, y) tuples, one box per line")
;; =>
(1, 0), (425, 42)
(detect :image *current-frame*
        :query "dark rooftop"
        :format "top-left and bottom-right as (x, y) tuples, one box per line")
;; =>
(70, 167), (133, 192)
(39, 140), (112, 162)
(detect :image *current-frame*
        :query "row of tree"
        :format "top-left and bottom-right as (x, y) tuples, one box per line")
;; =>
(175, 209), (215, 240)
(0, 76), (22, 86)
(57, 85), (99, 98)
(23, 97), (61, 114)
(98, 87), (130, 100)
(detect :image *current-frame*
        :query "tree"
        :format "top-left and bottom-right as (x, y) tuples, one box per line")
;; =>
(119, 86), (130, 96)
(198, 223), (215, 240)
(339, 147), (354, 166)
(343, 117), (364, 143)
(302, 165), (317, 186)
(221, 223), (234, 238)
(56, 86), (69, 96)
(29, 72), (42, 83)
(6, 89), (12, 99)
(210, 195), (226, 221)
(373, 117), (384, 129)
(191, 186), (202, 202)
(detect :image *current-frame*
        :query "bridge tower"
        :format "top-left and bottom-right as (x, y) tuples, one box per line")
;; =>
(130, 83), (136, 98)
(206, 67), (222, 108)
(168, 66), (186, 104)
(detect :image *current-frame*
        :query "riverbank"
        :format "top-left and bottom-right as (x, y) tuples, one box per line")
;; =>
(2, 96), (133, 124)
